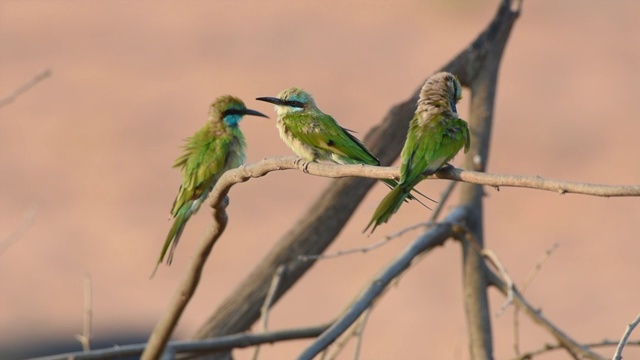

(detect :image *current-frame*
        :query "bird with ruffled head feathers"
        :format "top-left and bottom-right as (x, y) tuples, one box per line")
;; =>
(152, 95), (268, 277)
(366, 72), (470, 233)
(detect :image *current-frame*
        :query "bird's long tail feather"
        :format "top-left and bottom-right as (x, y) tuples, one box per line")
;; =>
(365, 185), (411, 234)
(150, 204), (193, 278)
(381, 179), (435, 207)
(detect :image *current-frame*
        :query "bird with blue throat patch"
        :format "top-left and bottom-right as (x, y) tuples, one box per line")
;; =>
(365, 72), (470, 233)
(151, 95), (268, 277)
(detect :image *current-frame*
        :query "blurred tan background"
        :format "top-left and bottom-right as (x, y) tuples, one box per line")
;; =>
(1, 1), (639, 359)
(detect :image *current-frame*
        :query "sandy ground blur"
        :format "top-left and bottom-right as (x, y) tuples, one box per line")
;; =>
(1, 1), (639, 359)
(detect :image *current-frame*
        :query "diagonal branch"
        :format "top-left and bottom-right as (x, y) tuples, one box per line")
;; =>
(298, 207), (468, 359)
(33, 323), (330, 360)
(513, 340), (640, 360)
(487, 269), (605, 360)
(613, 313), (640, 360)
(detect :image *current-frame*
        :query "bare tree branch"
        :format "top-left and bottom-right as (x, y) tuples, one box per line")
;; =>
(75, 273), (93, 352)
(457, 0), (523, 357)
(32, 323), (330, 360)
(488, 269), (605, 360)
(298, 207), (467, 359)
(0, 69), (51, 108)
(437, 166), (639, 197)
(514, 243), (559, 356)
(143, 198), (230, 360)
(480, 248), (515, 316)
(512, 340), (640, 360)
(612, 313), (640, 360)
(298, 222), (429, 262)
(251, 265), (285, 360)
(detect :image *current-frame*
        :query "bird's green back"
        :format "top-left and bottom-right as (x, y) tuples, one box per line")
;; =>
(170, 123), (245, 216)
(400, 114), (470, 187)
(281, 111), (379, 165)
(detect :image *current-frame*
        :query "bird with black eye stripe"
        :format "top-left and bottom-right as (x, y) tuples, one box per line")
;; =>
(256, 87), (379, 169)
(256, 87), (434, 205)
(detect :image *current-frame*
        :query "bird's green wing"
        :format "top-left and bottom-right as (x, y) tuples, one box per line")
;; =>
(400, 114), (468, 186)
(284, 113), (379, 165)
(170, 127), (233, 216)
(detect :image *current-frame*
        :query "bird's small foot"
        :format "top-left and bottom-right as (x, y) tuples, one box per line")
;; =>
(294, 158), (311, 173)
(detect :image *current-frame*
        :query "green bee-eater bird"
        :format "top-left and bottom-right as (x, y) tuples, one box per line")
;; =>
(152, 95), (268, 276)
(366, 72), (470, 233)
(256, 87), (380, 167)
(255, 88), (432, 205)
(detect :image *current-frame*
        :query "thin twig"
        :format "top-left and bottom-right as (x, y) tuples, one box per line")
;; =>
(480, 249), (515, 316)
(0, 69), (51, 108)
(612, 313), (640, 360)
(430, 180), (458, 221)
(299, 179), (458, 263)
(488, 269), (605, 360)
(387, 180), (460, 275)
(252, 265), (285, 360)
(512, 339), (640, 360)
(352, 308), (372, 360)
(325, 308), (372, 360)
(521, 243), (559, 292)
(514, 243), (559, 355)
(0, 203), (38, 258)
(75, 273), (93, 351)
(298, 222), (430, 262)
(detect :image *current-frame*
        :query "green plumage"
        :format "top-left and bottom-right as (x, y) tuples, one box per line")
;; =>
(152, 95), (267, 277)
(366, 72), (470, 233)
(257, 87), (379, 166)
(256, 88), (431, 205)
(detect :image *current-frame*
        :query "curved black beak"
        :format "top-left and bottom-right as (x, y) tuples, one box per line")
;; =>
(256, 96), (287, 106)
(243, 108), (269, 119)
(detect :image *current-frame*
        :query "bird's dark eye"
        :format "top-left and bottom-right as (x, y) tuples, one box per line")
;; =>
(286, 100), (305, 108)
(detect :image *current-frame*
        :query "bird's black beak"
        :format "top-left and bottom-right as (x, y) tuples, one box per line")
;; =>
(256, 96), (287, 106)
(243, 108), (269, 118)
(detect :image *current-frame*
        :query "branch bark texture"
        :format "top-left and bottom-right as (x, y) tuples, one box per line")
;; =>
(456, 1), (522, 358)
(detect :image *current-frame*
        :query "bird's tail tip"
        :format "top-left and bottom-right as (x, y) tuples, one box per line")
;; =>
(149, 263), (160, 279)
(366, 186), (409, 233)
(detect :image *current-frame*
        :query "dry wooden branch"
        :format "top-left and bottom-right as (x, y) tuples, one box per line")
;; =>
(298, 207), (467, 359)
(488, 270), (605, 360)
(33, 323), (330, 360)
(613, 313), (640, 360)
(457, 0), (523, 357)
